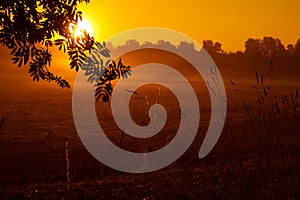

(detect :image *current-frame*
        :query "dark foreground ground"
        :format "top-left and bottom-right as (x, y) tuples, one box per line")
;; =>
(0, 78), (299, 199)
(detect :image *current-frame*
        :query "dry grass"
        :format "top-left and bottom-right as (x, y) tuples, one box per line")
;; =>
(0, 63), (299, 199)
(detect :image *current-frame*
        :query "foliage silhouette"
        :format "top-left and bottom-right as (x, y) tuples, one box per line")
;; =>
(81, 42), (131, 102)
(0, 0), (131, 101)
(203, 40), (224, 55)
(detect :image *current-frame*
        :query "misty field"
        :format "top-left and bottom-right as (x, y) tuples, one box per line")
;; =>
(0, 71), (299, 200)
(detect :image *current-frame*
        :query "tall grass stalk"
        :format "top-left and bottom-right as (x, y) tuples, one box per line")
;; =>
(65, 141), (71, 192)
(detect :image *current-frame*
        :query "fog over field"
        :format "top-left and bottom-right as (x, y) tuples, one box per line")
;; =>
(0, 39), (299, 199)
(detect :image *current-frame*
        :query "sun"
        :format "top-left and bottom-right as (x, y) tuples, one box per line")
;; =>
(70, 18), (94, 39)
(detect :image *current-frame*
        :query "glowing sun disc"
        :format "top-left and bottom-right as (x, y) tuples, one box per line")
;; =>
(70, 18), (94, 38)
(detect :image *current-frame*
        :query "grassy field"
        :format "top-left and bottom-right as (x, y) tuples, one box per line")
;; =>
(0, 69), (299, 200)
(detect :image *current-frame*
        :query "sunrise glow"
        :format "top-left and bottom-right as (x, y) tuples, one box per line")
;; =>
(70, 18), (94, 39)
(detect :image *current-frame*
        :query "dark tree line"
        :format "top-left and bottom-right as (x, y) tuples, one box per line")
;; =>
(203, 37), (300, 58)
(202, 37), (300, 69)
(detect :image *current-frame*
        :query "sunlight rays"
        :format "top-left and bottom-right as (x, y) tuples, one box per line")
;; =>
(69, 18), (94, 39)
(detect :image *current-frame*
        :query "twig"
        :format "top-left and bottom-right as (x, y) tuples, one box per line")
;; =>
(65, 141), (71, 192)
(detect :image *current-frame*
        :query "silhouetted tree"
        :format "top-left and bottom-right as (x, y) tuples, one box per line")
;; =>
(245, 37), (287, 58)
(260, 37), (286, 57)
(202, 40), (214, 54)
(178, 41), (195, 53)
(0, 0), (130, 101)
(295, 39), (300, 56)
(214, 42), (224, 53)
(202, 40), (224, 55)
(287, 44), (296, 55)
(157, 40), (177, 51)
(244, 38), (262, 57)
(125, 39), (140, 49)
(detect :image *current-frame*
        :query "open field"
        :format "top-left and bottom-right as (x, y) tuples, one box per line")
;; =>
(0, 41), (299, 200)
(0, 73), (299, 199)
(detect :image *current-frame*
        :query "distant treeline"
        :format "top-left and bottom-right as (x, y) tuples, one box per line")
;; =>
(204, 37), (300, 56)
(202, 37), (300, 68)
(110, 37), (300, 69)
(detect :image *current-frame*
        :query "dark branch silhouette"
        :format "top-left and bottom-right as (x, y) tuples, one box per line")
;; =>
(0, 0), (131, 101)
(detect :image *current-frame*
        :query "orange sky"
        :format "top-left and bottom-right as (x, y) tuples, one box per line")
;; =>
(1, 0), (299, 89)
(79, 0), (300, 51)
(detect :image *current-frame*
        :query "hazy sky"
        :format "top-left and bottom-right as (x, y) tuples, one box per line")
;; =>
(79, 0), (300, 51)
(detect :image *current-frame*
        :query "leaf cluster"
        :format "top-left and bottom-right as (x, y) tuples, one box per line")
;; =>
(0, 0), (131, 100)
(0, 0), (96, 89)
(81, 42), (132, 102)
